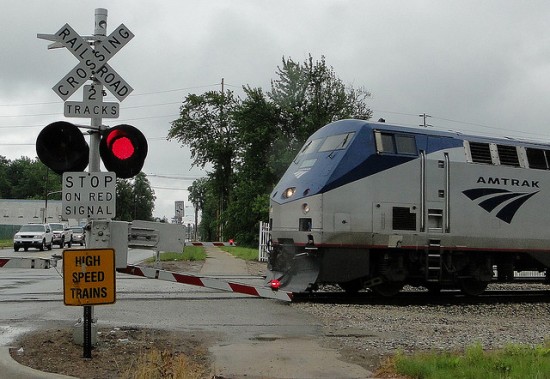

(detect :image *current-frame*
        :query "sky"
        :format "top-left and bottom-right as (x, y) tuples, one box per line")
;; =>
(2, 0), (550, 222)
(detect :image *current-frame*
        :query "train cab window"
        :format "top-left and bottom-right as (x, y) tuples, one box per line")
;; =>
(468, 142), (492, 164)
(526, 148), (549, 170)
(395, 135), (417, 154)
(497, 145), (520, 167)
(318, 132), (355, 152)
(375, 131), (417, 155)
(294, 138), (323, 164)
(298, 138), (322, 155)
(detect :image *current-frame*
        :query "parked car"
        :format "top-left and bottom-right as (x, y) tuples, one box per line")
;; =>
(49, 222), (72, 248)
(13, 223), (53, 251)
(69, 226), (86, 246)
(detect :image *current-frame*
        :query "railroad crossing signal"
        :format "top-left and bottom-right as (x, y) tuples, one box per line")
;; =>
(100, 124), (148, 179)
(36, 121), (89, 174)
(36, 121), (147, 178)
(39, 22), (134, 101)
(37, 11), (147, 179)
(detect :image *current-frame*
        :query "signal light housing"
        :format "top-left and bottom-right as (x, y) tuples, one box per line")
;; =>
(99, 124), (148, 179)
(36, 121), (90, 174)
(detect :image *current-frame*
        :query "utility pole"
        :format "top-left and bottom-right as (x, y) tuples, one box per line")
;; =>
(419, 113), (432, 128)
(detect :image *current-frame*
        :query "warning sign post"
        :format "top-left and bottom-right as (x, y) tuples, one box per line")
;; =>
(63, 249), (116, 306)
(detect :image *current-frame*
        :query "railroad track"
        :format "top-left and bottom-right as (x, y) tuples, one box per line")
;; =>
(292, 288), (550, 305)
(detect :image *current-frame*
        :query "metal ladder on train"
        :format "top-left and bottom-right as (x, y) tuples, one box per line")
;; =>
(426, 240), (442, 281)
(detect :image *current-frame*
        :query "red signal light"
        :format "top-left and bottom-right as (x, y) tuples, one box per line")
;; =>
(269, 279), (281, 290)
(100, 124), (147, 179)
(110, 136), (134, 160)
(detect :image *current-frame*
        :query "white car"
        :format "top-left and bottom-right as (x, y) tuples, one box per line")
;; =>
(13, 224), (53, 252)
(49, 222), (73, 248)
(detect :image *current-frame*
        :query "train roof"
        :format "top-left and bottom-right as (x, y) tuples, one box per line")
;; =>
(317, 119), (550, 149)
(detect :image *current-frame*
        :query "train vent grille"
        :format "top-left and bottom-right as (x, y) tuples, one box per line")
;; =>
(469, 142), (492, 164)
(392, 207), (416, 231)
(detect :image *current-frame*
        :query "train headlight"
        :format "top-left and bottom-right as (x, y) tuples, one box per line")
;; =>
(283, 187), (296, 199)
(302, 203), (310, 214)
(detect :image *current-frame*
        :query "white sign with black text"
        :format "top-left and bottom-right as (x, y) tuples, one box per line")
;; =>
(64, 85), (119, 118)
(62, 172), (116, 219)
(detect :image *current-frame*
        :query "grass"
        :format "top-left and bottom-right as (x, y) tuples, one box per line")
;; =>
(144, 246), (206, 263)
(121, 348), (209, 379)
(220, 246), (259, 261)
(0, 239), (12, 248)
(377, 342), (550, 379)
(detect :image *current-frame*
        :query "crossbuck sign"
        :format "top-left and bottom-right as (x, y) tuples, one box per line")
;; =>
(39, 23), (134, 101)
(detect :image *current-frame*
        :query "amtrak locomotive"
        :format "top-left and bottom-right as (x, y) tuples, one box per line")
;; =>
(266, 119), (550, 296)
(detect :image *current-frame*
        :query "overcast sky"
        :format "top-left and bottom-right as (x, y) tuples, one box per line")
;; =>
(2, 0), (550, 221)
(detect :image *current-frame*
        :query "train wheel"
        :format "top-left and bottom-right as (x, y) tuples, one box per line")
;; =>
(424, 284), (442, 294)
(459, 279), (488, 296)
(371, 281), (404, 297)
(339, 279), (363, 294)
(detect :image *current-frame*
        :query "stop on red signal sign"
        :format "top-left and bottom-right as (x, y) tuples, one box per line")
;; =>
(99, 124), (148, 179)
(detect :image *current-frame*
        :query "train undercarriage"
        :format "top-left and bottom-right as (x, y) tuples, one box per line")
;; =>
(267, 243), (550, 296)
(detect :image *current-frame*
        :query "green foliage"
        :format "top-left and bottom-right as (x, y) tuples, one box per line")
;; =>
(132, 172), (156, 221)
(169, 90), (240, 240)
(220, 246), (259, 261)
(114, 172), (156, 222)
(171, 55), (372, 242)
(388, 342), (550, 379)
(0, 156), (62, 200)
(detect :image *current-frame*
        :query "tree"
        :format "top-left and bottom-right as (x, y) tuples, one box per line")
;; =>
(115, 179), (134, 221)
(115, 173), (155, 222)
(223, 57), (373, 245)
(169, 90), (240, 239)
(0, 156), (10, 198)
(270, 55), (372, 142)
(223, 86), (279, 244)
(188, 178), (207, 240)
(132, 172), (156, 221)
(5, 157), (61, 200)
(170, 56), (372, 245)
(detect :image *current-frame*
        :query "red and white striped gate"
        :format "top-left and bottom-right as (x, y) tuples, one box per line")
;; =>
(117, 264), (293, 302)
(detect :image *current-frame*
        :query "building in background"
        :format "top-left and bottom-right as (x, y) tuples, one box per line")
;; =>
(0, 199), (83, 239)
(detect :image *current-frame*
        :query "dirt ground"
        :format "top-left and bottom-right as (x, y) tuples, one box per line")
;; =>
(10, 327), (214, 378)
(8, 260), (268, 379)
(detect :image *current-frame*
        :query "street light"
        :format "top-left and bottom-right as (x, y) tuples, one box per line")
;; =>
(44, 190), (62, 223)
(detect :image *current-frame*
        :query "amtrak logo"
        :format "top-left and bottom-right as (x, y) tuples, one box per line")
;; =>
(463, 188), (539, 224)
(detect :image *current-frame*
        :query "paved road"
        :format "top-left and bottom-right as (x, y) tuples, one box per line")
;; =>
(0, 247), (372, 378)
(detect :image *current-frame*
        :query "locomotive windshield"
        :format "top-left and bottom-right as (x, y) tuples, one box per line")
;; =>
(318, 132), (355, 152)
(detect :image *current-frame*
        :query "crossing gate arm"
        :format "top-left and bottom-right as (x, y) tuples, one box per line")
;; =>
(117, 265), (293, 302)
(0, 257), (56, 269)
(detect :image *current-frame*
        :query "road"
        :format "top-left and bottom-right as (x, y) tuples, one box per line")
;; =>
(0, 247), (372, 378)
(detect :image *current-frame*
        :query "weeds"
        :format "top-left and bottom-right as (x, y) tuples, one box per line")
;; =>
(378, 341), (550, 379)
(121, 348), (209, 379)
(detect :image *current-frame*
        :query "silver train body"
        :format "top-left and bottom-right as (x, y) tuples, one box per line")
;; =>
(266, 119), (550, 295)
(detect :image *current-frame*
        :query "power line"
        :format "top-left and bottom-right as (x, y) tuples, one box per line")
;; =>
(147, 173), (205, 180)
(0, 84), (222, 108)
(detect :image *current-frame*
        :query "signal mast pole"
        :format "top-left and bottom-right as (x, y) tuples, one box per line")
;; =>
(89, 8), (108, 172)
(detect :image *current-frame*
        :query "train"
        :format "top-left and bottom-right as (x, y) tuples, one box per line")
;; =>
(265, 119), (550, 296)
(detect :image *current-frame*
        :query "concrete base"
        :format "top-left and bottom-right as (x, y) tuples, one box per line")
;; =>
(72, 321), (97, 346)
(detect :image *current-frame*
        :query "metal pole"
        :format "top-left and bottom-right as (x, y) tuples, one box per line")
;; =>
(82, 8), (108, 359)
(44, 168), (49, 223)
(89, 8), (108, 172)
(83, 305), (92, 358)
